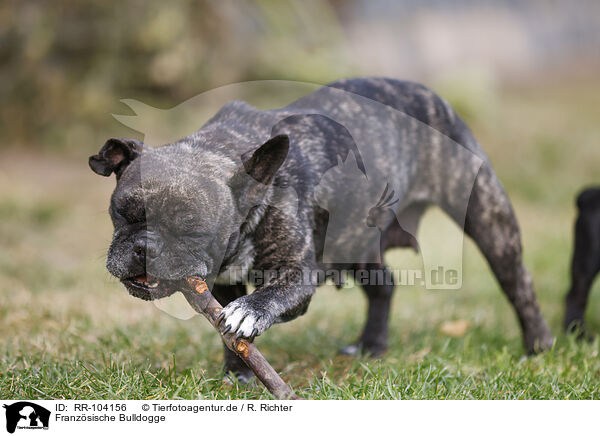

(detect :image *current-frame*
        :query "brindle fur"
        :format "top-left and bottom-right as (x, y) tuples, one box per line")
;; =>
(90, 78), (554, 381)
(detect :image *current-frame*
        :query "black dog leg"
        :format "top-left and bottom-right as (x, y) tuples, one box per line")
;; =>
(341, 265), (395, 356)
(565, 190), (600, 334)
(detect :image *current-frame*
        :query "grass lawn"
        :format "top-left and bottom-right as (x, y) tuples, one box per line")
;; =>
(1, 79), (599, 399)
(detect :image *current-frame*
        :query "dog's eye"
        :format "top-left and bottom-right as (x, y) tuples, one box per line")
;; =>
(110, 206), (146, 227)
(168, 215), (204, 237)
(161, 219), (203, 238)
(110, 207), (128, 225)
(185, 230), (208, 240)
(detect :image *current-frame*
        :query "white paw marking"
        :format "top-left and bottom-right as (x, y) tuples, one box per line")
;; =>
(222, 300), (264, 338)
(238, 315), (258, 337)
(224, 307), (245, 331)
(341, 344), (359, 355)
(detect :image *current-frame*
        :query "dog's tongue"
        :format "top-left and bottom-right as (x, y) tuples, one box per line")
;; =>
(135, 274), (148, 284)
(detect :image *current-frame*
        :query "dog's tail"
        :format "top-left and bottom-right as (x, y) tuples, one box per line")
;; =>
(576, 188), (600, 210)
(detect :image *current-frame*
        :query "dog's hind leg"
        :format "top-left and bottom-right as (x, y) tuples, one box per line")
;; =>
(446, 164), (554, 353)
(211, 283), (253, 383)
(340, 264), (395, 356)
(565, 195), (600, 333)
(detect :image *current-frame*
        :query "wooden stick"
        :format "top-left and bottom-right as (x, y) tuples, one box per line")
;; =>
(182, 277), (300, 400)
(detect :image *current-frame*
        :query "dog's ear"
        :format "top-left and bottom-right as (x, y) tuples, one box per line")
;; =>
(242, 134), (289, 185)
(89, 138), (144, 177)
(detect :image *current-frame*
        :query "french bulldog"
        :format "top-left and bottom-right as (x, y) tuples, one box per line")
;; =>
(90, 77), (554, 382)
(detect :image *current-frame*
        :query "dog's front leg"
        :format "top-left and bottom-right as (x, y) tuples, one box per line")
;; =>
(218, 207), (316, 340)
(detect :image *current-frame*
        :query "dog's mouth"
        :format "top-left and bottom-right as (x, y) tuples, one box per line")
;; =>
(121, 274), (181, 301)
(133, 274), (160, 288)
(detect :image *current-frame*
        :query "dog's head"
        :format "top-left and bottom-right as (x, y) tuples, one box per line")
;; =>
(89, 135), (289, 300)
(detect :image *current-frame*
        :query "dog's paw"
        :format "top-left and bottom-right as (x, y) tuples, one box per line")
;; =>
(222, 371), (256, 386)
(523, 322), (555, 355)
(339, 344), (361, 356)
(217, 296), (273, 340)
(339, 342), (387, 358)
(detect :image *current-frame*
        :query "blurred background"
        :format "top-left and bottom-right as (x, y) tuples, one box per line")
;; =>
(1, 0), (599, 398)
(3, 0), (599, 155)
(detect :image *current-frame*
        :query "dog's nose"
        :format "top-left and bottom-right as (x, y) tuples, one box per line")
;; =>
(134, 237), (160, 263)
(147, 239), (159, 259)
(133, 239), (147, 263)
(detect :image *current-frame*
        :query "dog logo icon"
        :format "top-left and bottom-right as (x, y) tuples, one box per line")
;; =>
(3, 402), (50, 433)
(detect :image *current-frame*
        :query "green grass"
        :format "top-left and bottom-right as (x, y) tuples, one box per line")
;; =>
(1, 78), (600, 399)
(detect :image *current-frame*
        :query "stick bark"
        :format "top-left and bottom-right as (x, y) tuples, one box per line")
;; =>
(182, 277), (300, 400)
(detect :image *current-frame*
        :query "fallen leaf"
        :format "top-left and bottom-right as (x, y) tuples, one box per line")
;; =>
(407, 346), (432, 362)
(439, 320), (470, 338)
